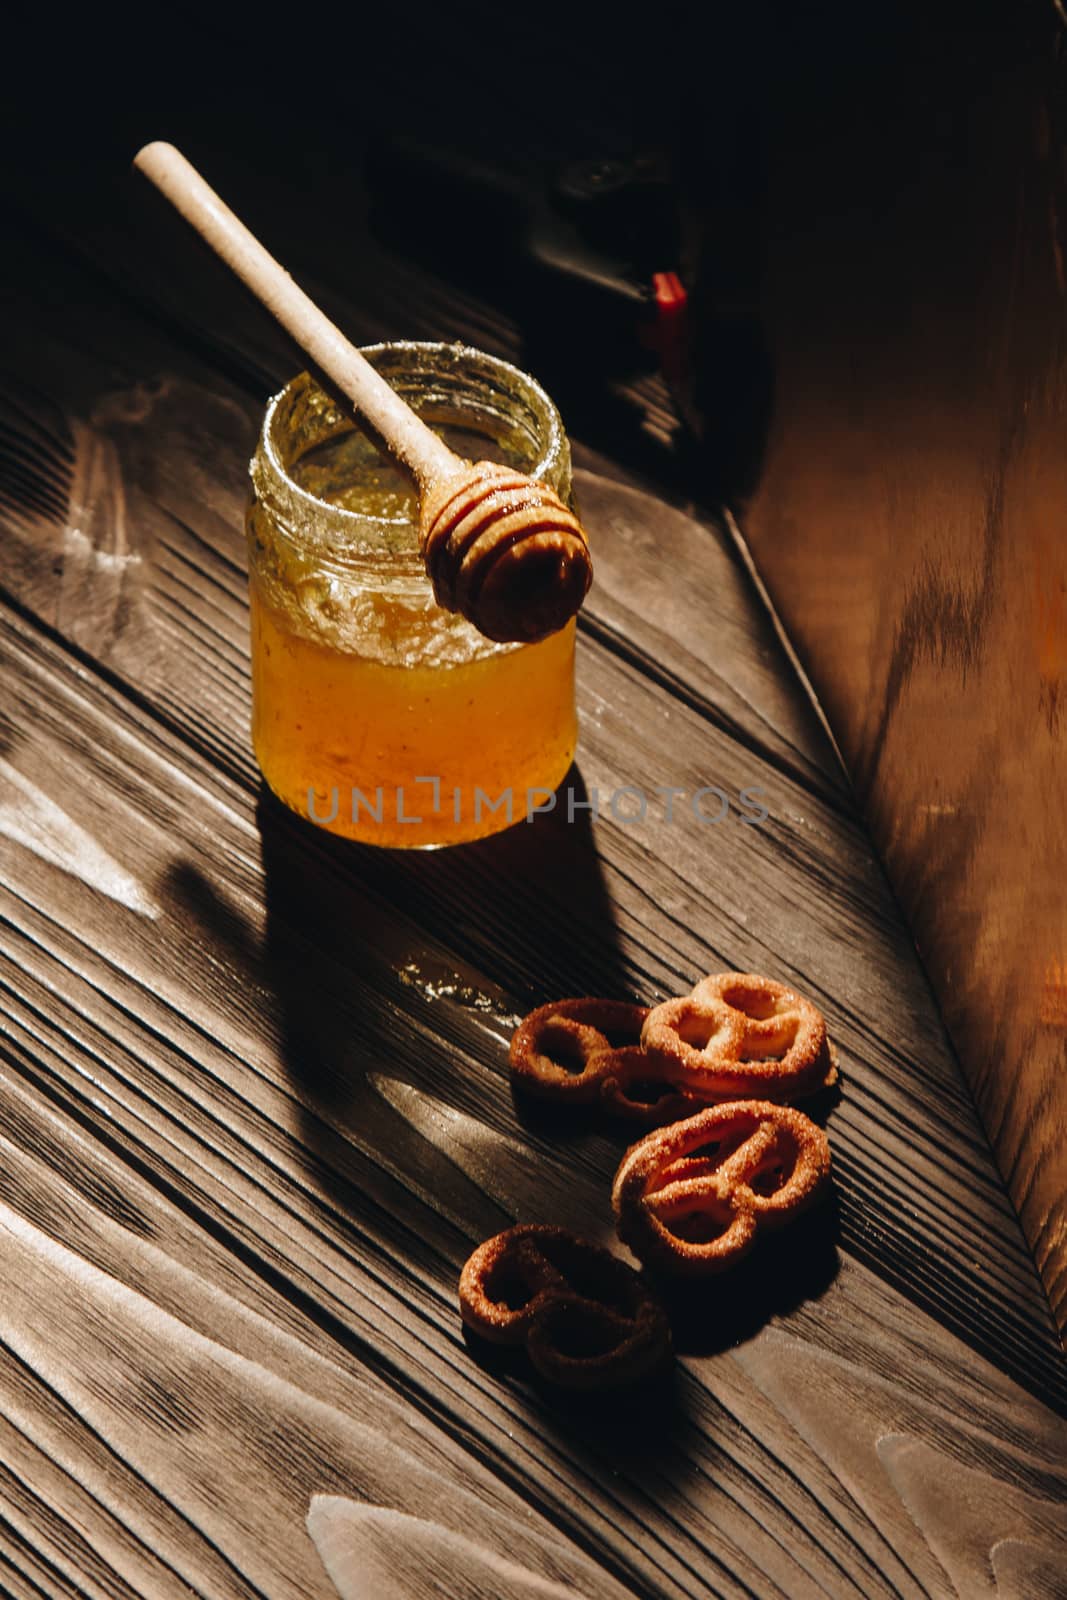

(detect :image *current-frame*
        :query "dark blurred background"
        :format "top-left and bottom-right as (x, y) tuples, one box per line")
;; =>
(2, 3), (776, 500)
(4, 1), (1066, 1334)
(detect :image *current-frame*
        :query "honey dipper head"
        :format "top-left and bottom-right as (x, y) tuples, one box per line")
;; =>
(419, 461), (593, 644)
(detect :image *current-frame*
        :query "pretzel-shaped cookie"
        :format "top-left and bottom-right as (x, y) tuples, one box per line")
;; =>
(509, 999), (696, 1126)
(641, 971), (836, 1102)
(459, 1225), (671, 1389)
(612, 1101), (831, 1275)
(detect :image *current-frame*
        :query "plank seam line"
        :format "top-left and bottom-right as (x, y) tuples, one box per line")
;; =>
(723, 508), (850, 784)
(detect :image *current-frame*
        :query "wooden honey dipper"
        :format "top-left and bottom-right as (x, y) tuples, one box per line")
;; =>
(134, 143), (592, 644)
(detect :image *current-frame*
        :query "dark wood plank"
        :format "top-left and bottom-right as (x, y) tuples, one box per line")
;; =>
(0, 253), (1058, 1398)
(0, 463), (1065, 1597)
(739, 7), (1067, 1334)
(0, 1196), (635, 1600)
(0, 196), (1064, 1600)
(1, 828), (1065, 1600)
(2, 428), (1062, 1414)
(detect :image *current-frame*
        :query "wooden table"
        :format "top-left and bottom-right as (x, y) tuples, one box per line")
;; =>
(0, 158), (1064, 1600)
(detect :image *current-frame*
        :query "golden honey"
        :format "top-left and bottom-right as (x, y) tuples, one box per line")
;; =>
(246, 345), (578, 846)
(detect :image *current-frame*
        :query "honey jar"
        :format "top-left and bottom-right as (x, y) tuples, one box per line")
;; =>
(246, 342), (579, 846)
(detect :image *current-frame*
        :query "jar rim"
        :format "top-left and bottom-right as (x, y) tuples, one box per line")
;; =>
(252, 340), (569, 566)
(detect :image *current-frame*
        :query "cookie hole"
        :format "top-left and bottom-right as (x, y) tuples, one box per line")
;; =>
(536, 1023), (593, 1076)
(686, 1139), (722, 1160)
(749, 1163), (788, 1196)
(621, 1079), (675, 1107)
(484, 1260), (541, 1311)
(720, 984), (787, 1020)
(679, 1135), (756, 1169)
(670, 1212), (730, 1244)
(676, 1014), (729, 1050)
(741, 1018), (800, 1061)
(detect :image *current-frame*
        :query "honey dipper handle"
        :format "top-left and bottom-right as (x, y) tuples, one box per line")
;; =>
(133, 142), (457, 485)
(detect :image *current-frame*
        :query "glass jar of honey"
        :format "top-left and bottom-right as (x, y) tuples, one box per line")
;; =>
(246, 342), (579, 847)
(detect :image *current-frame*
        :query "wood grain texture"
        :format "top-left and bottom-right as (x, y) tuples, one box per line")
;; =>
(741, 5), (1067, 1335)
(0, 179), (1063, 1599)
